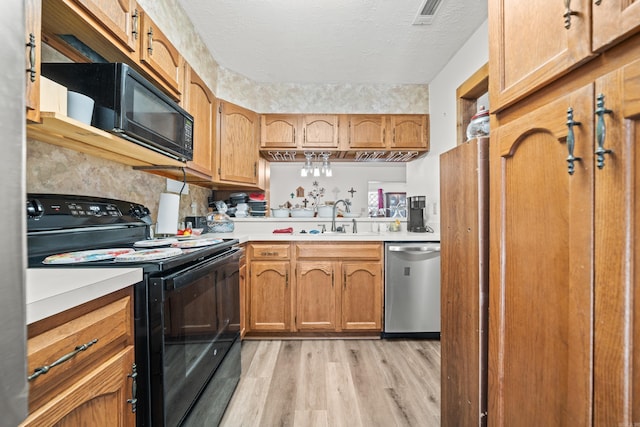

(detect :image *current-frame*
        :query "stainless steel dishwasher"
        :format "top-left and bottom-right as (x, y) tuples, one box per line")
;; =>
(383, 242), (441, 338)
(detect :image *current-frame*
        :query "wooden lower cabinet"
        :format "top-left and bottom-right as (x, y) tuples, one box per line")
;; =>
(340, 261), (383, 330)
(489, 52), (640, 425)
(247, 242), (383, 336)
(249, 260), (292, 331)
(22, 347), (135, 427)
(296, 261), (336, 331)
(21, 287), (136, 427)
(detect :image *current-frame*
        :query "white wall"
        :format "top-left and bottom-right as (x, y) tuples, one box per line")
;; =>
(406, 19), (488, 225)
(269, 162), (406, 216)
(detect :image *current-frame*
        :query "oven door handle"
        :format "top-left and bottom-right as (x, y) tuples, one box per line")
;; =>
(166, 249), (239, 290)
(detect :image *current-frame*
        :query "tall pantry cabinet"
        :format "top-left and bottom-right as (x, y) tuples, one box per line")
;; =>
(488, 1), (640, 426)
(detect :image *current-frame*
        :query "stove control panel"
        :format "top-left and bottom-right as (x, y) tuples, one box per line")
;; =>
(27, 194), (151, 232)
(67, 202), (122, 217)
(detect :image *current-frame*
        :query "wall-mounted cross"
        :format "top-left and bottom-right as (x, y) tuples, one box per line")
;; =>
(302, 198), (309, 208)
(348, 187), (357, 197)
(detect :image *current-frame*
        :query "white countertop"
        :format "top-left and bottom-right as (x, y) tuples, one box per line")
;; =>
(26, 220), (436, 324)
(26, 268), (142, 324)
(204, 230), (440, 244)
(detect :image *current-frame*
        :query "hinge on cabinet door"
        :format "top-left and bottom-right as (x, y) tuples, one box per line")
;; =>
(127, 363), (138, 413)
(286, 271), (289, 288)
(218, 167), (221, 175)
(293, 128), (296, 143)
(343, 271), (347, 289)
(254, 162), (257, 177)
(332, 271), (334, 288)
(219, 103), (223, 114)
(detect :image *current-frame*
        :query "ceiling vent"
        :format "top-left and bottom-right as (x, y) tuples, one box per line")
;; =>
(412, 0), (444, 25)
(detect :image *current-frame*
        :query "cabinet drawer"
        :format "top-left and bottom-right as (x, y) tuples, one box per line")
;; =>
(295, 243), (381, 260)
(249, 243), (291, 260)
(26, 289), (133, 411)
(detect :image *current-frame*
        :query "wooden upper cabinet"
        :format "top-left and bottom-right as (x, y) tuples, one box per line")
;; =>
(71, 0), (138, 55)
(489, 0), (594, 111)
(389, 115), (429, 149)
(217, 101), (259, 185)
(260, 115), (299, 148)
(348, 115), (386, 149)
(25, 0), (42, 123)
(302, 115), (339, 148)
(184, 66), (215, 177)
(592, 0), (640, 52)
(139, 11), (183, 100)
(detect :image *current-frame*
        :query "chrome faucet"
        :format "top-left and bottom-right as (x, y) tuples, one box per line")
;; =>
(331, 199), (350, 232)
(352, 218), (358, 233)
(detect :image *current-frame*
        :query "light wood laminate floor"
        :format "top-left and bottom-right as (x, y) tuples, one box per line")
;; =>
(219, 339), (441, 427)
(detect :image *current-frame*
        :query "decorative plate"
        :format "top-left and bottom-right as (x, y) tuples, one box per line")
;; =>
(43, 248), (136, 264)
(133, 238), (178, 248)
(171, 238), (224, 248)
(114, 247), (183, 262)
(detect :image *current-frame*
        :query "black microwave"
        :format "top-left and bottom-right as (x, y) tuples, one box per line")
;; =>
(41, 63), (194, 162)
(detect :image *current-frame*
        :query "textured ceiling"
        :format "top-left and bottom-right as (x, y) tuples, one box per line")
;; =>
(175, 0), (487, 85)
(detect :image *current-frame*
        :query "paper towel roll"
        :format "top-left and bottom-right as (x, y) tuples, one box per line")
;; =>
(156, 193), (180, 235)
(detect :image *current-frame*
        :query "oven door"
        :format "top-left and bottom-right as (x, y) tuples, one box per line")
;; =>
(147, 249), (240, 427)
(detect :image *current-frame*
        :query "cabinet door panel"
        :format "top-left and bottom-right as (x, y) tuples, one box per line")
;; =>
(139, 12), (183, 99)
(296, 261), (336, 330)
(593, 64), (640, 426)
(341, 262), (382, 330)
(185, 67), (215, 177)
(25, 0), (41, 123)
(72, 0), (137, 53)
(489, 84), (594, 426)
(592, 0), (640, 52)
(218, 102), (259, 185)
(349, 116), (386, 149)
(489, 0), (593, 111)
(249, 261), (290, 331)
(21, 347), (135, 427)
(261, 115), (299, 148)
(390, 115), (428, 149)
(302, 115), (339, 148)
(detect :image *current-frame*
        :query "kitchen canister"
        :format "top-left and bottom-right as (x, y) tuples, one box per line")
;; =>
(156, 193), (180, 235)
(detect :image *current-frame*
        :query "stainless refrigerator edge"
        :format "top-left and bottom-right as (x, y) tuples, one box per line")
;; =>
(0, 1), (28, 425)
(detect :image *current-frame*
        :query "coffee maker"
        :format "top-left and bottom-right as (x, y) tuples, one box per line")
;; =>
(407, 196), (428, 232)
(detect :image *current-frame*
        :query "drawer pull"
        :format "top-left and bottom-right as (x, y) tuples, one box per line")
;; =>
(26, 33), (36, 83)
(127, 363), (138, 413)
(565, 107), (582, 175)
(563, 0), (579, 29)
(27, 338), (98, 381)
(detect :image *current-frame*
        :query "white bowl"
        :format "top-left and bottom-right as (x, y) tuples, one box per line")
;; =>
(290, 208), (315, 218)
(316, 205), (333, 218)
(271, 208), (290, 218)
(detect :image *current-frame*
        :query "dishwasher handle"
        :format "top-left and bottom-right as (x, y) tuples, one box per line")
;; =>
(387, 244), (440, 253)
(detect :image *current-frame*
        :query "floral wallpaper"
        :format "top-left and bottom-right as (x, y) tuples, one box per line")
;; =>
(137, 0), (429, 114)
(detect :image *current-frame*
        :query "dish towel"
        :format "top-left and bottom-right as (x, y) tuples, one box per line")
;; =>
(273, 227), (294, 234)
